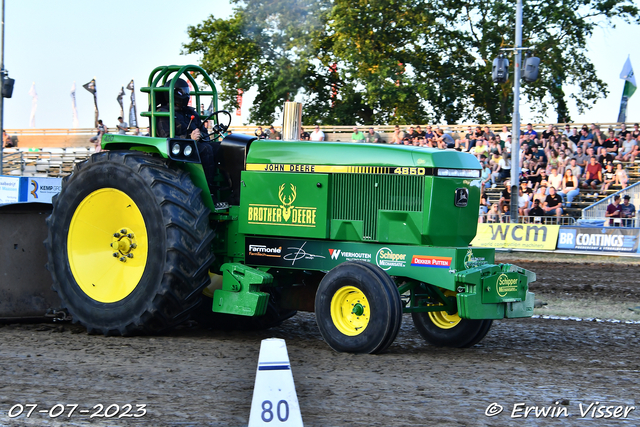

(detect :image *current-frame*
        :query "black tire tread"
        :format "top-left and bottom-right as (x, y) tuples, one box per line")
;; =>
(45, 150), (215, 336)
(352, 262), (402, 353)
(315, 261), (397, 354)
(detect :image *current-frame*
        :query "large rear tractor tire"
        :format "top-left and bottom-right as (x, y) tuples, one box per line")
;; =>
(45, 150), (215, 335)
(412, 290), (492, 348)
(315, 261), (402, 354)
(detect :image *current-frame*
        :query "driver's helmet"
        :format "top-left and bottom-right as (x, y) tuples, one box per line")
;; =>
(161, 77), (190, 107)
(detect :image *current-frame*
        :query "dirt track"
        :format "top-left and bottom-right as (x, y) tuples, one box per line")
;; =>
(1, 259), (639, 427)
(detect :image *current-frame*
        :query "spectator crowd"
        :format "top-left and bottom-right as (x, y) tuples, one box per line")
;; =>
(285, 121), (638, 224)
(452, 122), (639, 224)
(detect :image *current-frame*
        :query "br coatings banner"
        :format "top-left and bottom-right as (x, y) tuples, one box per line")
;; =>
(557, 226), (640, 253)
(471, 223), (560, 250)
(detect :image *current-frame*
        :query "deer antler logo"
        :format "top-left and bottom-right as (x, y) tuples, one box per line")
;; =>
(278, 183), (297, 222)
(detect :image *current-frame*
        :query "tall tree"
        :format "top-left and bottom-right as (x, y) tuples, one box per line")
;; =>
(184, 0), (639, 125)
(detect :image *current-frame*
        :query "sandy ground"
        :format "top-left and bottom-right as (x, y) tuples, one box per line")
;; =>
(1, 257), (639, 427)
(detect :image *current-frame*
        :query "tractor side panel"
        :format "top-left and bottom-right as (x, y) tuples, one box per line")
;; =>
(239, 171), (329, 239)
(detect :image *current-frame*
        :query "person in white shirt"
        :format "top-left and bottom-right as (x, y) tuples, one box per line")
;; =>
(498, 126), (511, 146)
(310, 125), (325, 141)
(548, 167), (563, 194)
(116, 116), (128, 135)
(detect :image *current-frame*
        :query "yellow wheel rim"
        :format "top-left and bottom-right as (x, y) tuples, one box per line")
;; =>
(330, 286), (370, 336)
(428, 310), (462, 329)
(428, 289), (462, 329)
(67, 188), (149, 303)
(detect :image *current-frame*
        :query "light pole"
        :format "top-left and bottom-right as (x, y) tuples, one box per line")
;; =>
(0, 0), (5, 173)
(509, 0), (523, 223)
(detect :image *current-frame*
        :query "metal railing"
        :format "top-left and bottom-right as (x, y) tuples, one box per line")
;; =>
(1, 148), (92, 177)
(581, 180), (640, 225)
(479, 214), (575, 225)
(1, 151), (23, 175)
(3, 121), (637, 137)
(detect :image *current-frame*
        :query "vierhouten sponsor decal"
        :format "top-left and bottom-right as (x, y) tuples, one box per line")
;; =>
(328, 248), (372, 262)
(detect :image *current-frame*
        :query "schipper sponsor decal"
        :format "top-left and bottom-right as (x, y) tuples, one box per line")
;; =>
(496, 274), (519, 297)
(376, 247), (407, 270)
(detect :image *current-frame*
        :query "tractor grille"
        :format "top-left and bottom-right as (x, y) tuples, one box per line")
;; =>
(331, 174), (425, 240)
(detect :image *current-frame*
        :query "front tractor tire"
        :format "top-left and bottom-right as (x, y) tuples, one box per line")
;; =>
(315, 261), (402, 354)
(412, 307), (492, 348)
(45, 151), (215, 335)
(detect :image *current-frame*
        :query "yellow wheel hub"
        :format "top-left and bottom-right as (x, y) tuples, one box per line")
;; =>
(428, 310), (462, 329)
(330, 286), (370, 336)
(67, 188), (148, 303)
(428, 289), (461, 329)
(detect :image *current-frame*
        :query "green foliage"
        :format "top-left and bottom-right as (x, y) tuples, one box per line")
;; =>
(183, 0), (639, 125)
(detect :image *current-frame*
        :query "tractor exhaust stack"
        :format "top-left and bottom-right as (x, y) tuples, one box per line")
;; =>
(282, 101), (303, 141)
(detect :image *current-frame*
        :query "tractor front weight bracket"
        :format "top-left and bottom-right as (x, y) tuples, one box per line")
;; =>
(211, 263), (271, 317)
(399, 280), (457, 314)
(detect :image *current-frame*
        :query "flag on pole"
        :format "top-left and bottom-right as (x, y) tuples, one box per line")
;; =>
(126, 79), (138, 127)
(187, 78), (194, 107)
(28, 82), (37, 128)
(617, 56), (636, 123)
(70, 82), (80, 128)
(237, 88), (243, 116)
(83, 78), (99, 127)
(116, 86), (125, 119)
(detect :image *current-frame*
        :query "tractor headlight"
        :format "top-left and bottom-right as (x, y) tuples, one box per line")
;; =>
(166, 138), (202, 164)
(437, 168), (480, 178)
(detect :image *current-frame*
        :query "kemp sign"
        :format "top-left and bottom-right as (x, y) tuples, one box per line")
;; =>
(471, 224), (560, 250)
(557, 226), (640, 253)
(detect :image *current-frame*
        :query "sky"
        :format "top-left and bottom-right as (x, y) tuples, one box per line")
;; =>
(2, 0), (639, 130)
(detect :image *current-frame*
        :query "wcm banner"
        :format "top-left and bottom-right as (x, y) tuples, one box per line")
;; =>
(557, 226), (640, 253)
(471, 224), (560, 250)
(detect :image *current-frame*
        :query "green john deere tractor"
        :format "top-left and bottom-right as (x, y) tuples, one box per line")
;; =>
(45, 65), (535, 353)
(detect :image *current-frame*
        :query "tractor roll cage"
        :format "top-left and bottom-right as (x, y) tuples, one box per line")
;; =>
(140, 65), (219, 138)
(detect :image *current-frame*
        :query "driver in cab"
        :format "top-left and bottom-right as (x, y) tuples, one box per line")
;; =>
(156, 77), (227, 210)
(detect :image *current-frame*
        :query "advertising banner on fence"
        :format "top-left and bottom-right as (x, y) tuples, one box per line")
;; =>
(471, 223), (560, 250)
(0, 177), (21, 204)
(21, 177), (62, 204)
(0, 176), (62, 205)
(557, 226), (640, 253)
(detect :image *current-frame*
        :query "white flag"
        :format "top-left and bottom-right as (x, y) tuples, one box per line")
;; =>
(28, 82), (37, 128)
(70, 82), (80, 128)
(620, 56), (636, 87)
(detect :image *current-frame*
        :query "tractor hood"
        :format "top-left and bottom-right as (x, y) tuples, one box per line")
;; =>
(246, 140), (481, 170)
